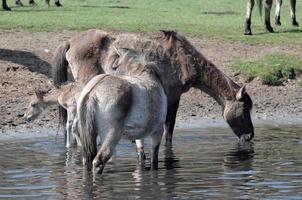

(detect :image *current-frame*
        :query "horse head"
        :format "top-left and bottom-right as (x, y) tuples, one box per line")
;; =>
(24, 90), (46, 122)
(223, 86), (254, 142)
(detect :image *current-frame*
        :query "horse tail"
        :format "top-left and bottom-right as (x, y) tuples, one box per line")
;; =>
(52, 41), (70, 130)
(77, 74), (109, 169)
(52, 41), (70, 86)
(77, 89), (98, 170)
(256, 0), (263, 18)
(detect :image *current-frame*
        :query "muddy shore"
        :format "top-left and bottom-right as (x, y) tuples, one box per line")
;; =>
(1, 29), (302, 135)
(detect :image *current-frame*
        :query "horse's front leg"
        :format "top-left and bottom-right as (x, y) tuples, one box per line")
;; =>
(275, 0), (282, 26)
(150, 126), (164, 170)
(163, 98), (180, 144)
(245, 0), (255, 35)
(290, 0), (299, 26)
(135, 139), (145, 164)
(265, 0), (274, 32)
(28, 0), (37, 6)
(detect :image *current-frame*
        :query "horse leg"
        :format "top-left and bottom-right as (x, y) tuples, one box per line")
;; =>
(29, 0), (37, 6)
(290, 0), (299, 26)
(66, 109), (78, 147)
(265, 0), (274, 32)
(71, 117), (81, 146)
(163, 98), (180, 144)
(92, 127), (121, 174)
(150, 126), (164, 170)
(275, 0), (282, 26)
(2, 0), (11, 10)
(245, 0), (255, 35)
(15, 0), (23, 6)
(54, 0), (62, 7)
(135, 139), (146, 164)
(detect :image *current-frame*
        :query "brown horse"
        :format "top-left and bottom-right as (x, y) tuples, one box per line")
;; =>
(52, 29), (254, 143)
(245, 0), (299, 35)
(2, 0), (61, 10)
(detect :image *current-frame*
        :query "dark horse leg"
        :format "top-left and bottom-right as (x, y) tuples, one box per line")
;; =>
(264, 0), (274, 32)
(29, 0), (37, 6)
(290, 0), (299, 26)
(15, 0), (23, 6)
(275, 0), (282, 26)
(54, 0), (62, 7)
(163, 98), (180, 144)
(245, 0), (255, 35)
(2, 0), (11, 10)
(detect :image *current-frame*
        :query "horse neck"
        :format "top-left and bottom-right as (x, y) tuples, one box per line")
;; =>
(43, 90), (61, 106)
(196, 60), (239, 107)
(174, 43), (239, 107)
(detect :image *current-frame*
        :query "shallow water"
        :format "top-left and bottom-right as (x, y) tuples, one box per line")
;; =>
(0, 125), (302, 200)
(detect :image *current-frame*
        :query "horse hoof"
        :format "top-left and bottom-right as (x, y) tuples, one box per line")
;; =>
(55, 2), (62, 7)
(275, 21), (282, 26)
(265, 27), (274, 33)
(3, 7), (11, 11)
(244, 30), (252, 35)
(292, 21), (299, 27)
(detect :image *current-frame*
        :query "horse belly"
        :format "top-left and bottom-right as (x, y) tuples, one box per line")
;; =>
(122, 80), (167, 140)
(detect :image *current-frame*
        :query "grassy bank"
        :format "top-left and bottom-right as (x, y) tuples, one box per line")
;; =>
(233, 54), (302, 86)
(0, 0), (302, 45)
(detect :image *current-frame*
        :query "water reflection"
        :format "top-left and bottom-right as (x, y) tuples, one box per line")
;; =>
(0, 125), (302, 199)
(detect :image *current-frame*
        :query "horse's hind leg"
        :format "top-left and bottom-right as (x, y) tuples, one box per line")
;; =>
(275, 0), (282, 26)
(92, 127), (122, 174)
(150, 126), (164, 170)
(290, 0), (299, 26)
(135, 139), (146, 164)
(245, 0), (255, 35)
(265, 0), (274, 32)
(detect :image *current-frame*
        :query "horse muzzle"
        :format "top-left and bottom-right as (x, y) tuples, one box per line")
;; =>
(240, 132), (254, 142)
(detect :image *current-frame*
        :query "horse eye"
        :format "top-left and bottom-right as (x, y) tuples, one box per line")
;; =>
(31, 103), (36, 107)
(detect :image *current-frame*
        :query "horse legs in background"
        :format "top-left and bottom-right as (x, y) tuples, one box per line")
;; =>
(264, 0), (274, 32)
(2, 0), (11, 10)
(163, 98), (180, 144)
(275, 0), (283, 25)
(290, 0), (299, 26)
(245, 0), (255, 35)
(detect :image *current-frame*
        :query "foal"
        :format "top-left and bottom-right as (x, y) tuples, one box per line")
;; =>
(24, 83), (81, 147)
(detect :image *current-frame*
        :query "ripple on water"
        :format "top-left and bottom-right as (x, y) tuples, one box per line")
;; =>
(0, 125), (302, 199)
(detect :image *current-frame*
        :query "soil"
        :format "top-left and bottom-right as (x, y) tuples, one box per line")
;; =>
(1, 29), (302, 134)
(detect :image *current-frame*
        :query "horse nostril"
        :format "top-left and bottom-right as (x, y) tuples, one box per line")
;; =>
(26, 116), (32, 122)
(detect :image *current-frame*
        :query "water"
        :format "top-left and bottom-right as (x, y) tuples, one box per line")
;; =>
(0, 125), (302, 200)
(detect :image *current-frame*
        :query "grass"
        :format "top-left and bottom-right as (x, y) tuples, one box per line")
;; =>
(233, 54), (302, 86)
(0, 0), (302, 45)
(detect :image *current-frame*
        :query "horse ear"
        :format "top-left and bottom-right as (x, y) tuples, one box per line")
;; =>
(236, 85), (246, 101)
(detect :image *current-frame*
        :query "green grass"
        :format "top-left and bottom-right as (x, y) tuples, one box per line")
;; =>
(0, 0), (302, 45)
(233, 54), (302, 86)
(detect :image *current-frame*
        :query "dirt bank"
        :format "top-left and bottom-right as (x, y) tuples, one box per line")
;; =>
(1, 29), (301, 134)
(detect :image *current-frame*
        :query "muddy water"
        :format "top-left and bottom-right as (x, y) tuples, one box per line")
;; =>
(0, 125), (302, 200)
